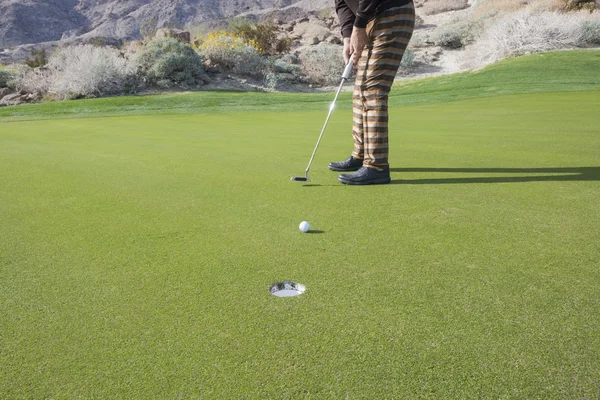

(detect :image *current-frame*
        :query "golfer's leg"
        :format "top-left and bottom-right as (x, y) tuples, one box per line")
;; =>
(361, 4), (415, 170)
(351, 72), (365, 160)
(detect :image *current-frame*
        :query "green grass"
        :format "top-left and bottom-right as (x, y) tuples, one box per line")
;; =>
(1, 50), (599, 122)
(1, 51), (600, 398)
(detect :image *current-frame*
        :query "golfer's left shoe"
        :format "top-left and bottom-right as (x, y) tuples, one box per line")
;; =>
(338, 166), (391, 185)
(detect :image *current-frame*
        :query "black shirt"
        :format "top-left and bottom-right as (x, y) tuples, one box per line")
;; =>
(335, 0), (413, 37)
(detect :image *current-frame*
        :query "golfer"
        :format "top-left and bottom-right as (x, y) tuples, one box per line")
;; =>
(329, 0), (415, 185)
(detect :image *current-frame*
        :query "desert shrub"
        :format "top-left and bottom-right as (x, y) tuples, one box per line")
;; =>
(394, 49), (416, 75)
(18, 67), (51, 95)
(409, 31), (431, 48)
(140, 19), (158, 40)
(227, 17), (254, 33)
(271, 56), (302, 74)
(581, 20), (600, 44)
(197, 31), (265, 77)
(24, 49), (48, 68)
(186, 25), (208, 42)
(401, 49), (415, 68)
(264, 72), (291, 89)
(298, 43), (344, 85)
(264, 55), (307, 89)
(414, 14), (425, 28)
(431, 18), (486, 49)
(19, 45), (136, 100)
(0, 68), (17, 88)
(231, 21), (292, 55)
(136, 37), (208, 87)
(431, 27), (464, 49)
(468, 11), (600, 67)
(558, 0), (596, 11)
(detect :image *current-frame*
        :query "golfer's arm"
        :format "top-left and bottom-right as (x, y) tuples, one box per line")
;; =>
(335, 0), (355, 38)
(354, 0), (376, 29)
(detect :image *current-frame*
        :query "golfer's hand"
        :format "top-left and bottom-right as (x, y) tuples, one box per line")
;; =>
(343, 37), (352, 65)
(350, 27), (367, 66)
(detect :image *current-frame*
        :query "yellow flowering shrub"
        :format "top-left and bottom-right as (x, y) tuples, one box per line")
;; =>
(195, 30), (265, 77)
(194, 30), (260, 53)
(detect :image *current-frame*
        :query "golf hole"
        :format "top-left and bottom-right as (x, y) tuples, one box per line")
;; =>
(269, 281), (306, 297)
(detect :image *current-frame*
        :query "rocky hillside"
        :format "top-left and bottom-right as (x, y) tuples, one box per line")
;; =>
(0, 0), (331, 49)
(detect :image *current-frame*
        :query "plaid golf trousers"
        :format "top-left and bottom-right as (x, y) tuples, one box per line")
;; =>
(352, 3), (415, 170)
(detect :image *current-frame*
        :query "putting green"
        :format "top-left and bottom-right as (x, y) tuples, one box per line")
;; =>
(1, 57), (600, 397)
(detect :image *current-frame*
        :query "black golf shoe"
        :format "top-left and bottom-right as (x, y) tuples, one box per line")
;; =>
(338, 166), (391, 185)
(328, 156), (363, 172)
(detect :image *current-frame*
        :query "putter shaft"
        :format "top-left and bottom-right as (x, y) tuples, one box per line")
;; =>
(291, 61), (353, 183)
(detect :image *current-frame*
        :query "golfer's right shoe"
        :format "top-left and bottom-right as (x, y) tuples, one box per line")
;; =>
(338, 166), (391, 185)
(328, 156), (363, 172)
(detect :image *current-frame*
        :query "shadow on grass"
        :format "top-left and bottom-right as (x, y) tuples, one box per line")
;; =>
(300, 184), (342, 187)
(389, 167), (600, 185)
(306, 230), (325, 234)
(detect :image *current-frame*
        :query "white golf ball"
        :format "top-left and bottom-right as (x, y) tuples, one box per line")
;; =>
(299, 221), (310, 233)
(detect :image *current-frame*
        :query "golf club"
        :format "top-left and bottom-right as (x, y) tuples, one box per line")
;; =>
(291, 60), (354, 182)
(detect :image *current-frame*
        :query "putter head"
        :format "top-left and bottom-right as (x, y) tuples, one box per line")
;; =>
(291, 176), (310, 182)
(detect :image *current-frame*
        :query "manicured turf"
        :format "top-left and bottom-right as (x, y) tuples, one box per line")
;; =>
(1, 52), (600, 398)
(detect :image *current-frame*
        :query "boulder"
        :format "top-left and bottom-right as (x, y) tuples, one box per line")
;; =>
(0, 87), (11, 99)
(155, 28), (191, 43)
(292, 21), (332, 46)
(25, 92), (41, 102)
(0, 92), (25, 106)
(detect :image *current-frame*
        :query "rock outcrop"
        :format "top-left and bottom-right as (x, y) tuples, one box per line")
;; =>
(0, 0), (326, 49)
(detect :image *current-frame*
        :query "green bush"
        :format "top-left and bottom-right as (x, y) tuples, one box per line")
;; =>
(401, 48), (415, 68)
(581, 20), (600, 45)
(431, 28), (464, 49)
(431, 18), (485, 49)
(0, 68), (16, 88)
(136, 37), (208, 87)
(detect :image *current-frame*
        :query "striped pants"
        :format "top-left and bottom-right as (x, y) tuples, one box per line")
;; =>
(352, 3), (415, 170)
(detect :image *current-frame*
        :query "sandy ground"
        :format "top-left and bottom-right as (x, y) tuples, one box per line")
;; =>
(405, 5), (475, 79)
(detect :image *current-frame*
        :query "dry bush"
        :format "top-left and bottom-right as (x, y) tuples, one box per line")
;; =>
(431, 17), (487, 48)
(298, 43), (344, 85)
(467, 10), (600, 67)
(420, 0), (469, 15)
(556, 0), (597, 11)
(473, 0), (596, 16)
(20, 45), (136, 100)
(18, 67), (51, 94)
